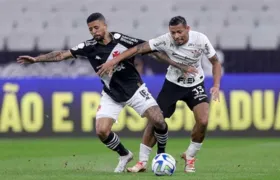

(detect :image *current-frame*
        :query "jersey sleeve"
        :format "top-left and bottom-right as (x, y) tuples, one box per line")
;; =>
(115, 33), (145, 48)
(202, 34), (216, 58)
(70, 42), (88, 58)
(148, 34), (169, 51)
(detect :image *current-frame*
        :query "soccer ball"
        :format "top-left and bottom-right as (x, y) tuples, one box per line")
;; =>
(151, 153), (176, 176)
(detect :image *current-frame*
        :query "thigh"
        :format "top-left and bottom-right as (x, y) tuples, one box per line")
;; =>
(126, 83), (158, 117)
(157, 79), (187, 118)
(183, 82), (209, 111)
(96, 91), (124, 122)
(157, 87), (177, 118)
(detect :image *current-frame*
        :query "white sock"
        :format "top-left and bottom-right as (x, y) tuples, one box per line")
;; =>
(186, 141), (202, 159)
(139, 143), (152, 166)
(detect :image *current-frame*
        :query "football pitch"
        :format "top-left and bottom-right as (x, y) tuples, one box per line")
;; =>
(0, 138), (279, 180)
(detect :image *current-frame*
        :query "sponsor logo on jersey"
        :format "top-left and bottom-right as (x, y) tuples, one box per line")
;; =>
(85, 40), (97, 46)
(71, 43), (85, 51)
(112, 51), (120, 58)
(177, 77), (195, 84)
(204, 44), (210, 55)
(188, 43), (195, 47)
(113, 63), (126, 73)
(172, 52), (197, 63)
(192, 49), (203, 58)
(113, 33), (121, 39)
(154, 41), (166, 47)
(120, 35), (139, 45)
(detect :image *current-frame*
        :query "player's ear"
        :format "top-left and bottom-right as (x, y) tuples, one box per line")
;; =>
(186, 25), (190, 31)
(103, 21), (108, 29)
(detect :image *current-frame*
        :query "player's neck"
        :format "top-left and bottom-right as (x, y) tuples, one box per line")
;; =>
(100, 32), (112, 45)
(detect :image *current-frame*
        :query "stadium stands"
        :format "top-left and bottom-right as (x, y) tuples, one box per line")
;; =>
(0, 0), (279, 50)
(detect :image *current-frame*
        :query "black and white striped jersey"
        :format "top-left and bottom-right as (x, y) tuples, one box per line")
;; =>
(70, 32), (145, 102)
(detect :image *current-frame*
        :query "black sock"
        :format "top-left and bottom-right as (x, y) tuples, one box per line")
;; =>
(154, 123), (168, 154)
(102, 132), (129, 156)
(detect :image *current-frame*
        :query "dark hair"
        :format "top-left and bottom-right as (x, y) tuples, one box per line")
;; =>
(87, 12), (106, 24)
(169, 16), (187, 26)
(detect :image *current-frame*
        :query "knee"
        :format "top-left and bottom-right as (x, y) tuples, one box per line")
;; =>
(152, 114), (166, 130)
(197, 116), (208, 127)
(145, 106), (166, 130)
(96, 126), (110, 140)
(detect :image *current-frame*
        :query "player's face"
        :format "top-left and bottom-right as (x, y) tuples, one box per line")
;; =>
(88, 20), (107, 41)
(169, 24), (189, 46)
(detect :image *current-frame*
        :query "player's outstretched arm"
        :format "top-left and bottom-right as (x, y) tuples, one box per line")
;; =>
(17, 50), (74, 64)
(148, 52), (198, 75)
(97, 42), (152, 76)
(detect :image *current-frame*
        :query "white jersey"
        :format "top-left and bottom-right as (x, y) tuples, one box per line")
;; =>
(149, 30), (216, 87)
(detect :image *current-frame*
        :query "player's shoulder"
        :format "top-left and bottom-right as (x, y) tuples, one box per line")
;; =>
(154, 32), (172, 40)
(71, 38), (96, 51)
(190, 30), (208, 41)
(150, 33), (172, 45)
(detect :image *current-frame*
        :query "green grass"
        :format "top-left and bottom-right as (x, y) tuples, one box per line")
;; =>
(0, 138), (279, 180)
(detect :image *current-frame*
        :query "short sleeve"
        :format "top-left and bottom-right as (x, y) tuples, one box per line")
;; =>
(70, 42), (88, 58)
(148, 34), (169, 51)
(202, 34), (216, 58)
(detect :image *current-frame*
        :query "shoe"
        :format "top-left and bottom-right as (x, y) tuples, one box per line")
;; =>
(114, 151), (133, 173)
(181, 152), (196, 173)
(127, 161), (147, 172)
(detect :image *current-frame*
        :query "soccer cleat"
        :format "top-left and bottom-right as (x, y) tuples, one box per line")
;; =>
(114, 151), (133, 173)
(127, 161), (147, 172)
(181, 152), (196, 173)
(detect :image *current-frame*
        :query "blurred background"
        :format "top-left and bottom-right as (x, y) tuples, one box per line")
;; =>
(0, 0), (279, 77)
(0, 0), (279, 138)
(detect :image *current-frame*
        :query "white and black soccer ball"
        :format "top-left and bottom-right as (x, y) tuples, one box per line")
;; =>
(151, 153), (176, 176)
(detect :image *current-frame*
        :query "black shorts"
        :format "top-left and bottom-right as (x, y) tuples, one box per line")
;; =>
(156, 79), (209, 118)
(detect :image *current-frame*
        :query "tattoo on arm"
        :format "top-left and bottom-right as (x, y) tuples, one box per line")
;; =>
(209, 54), (222, 87)
(136, 42), (151, 54)
(125, 42), (152, 60)
(147, 52), (184, 70)
(209, 54), (219, 65)
(35, 51), (72, 62)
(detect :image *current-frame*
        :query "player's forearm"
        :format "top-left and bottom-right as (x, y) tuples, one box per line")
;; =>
(212, 62), (222, 88)
(35, 51), (68, 62)
(112, 47), (138, 64)
(149, 52), (184, 70)
(112, 42), (152, 65)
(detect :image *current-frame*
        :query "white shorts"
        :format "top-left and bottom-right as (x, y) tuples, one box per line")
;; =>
(96, 84), (158, 121)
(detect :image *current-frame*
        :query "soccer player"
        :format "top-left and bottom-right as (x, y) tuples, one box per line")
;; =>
(97, 16), (222, 173)
(17, 13), (196, 173)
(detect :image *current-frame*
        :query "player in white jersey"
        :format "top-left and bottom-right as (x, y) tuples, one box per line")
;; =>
(97, 16), (221, 173)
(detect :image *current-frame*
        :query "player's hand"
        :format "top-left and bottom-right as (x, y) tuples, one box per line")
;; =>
(97, 61), (115, 77)
(210, 86), (220, 102)
(180, 65), (198, 76)
(17, 55), (37, 64)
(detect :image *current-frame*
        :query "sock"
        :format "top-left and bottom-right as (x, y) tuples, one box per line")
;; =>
(102, 132), (129, 156)
(186, 141), (202, 159)
(139, 143), (152, 166)
(154, 123), (168, 154)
